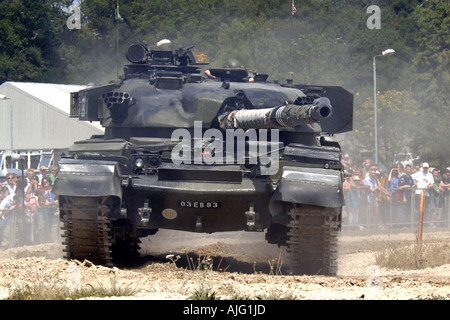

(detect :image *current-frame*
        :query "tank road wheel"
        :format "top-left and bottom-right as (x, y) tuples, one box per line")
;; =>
(286, 204), (341, 276)
(60, 196), (139, 266)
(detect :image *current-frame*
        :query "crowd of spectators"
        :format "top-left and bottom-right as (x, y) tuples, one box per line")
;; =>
(342, 155), (450, 230)
(0, 165), (59, 248)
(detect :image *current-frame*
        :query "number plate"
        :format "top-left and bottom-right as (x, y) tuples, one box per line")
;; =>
(177, 201), (221, 209)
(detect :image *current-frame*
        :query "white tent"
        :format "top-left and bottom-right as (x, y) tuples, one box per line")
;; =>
(0, 81), (103, 151)
(0, 82), (104, 172)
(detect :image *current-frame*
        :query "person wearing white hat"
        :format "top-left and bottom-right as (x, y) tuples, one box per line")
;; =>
(412, 162), (434, 193)
(412, 162), (435, 219)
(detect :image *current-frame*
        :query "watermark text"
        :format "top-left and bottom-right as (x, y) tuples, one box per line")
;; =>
(66, 5), (81, 30)
(366, 5), (381, 29)
(171, 121), (280, 175)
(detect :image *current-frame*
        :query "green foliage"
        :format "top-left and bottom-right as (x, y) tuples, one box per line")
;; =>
(189, 283), (220, 300)
(355, 90), (421, 166)
(0, 0), (448, 166)
(375, 240), (450, 270)
(0, 0), (71, 83)
(408, 1), (450, 168)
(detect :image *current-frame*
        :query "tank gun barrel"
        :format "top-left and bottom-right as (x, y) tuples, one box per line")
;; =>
(221, 97), (332, 130)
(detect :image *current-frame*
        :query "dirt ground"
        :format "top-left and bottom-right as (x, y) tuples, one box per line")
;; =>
(0, 228), (449, 300)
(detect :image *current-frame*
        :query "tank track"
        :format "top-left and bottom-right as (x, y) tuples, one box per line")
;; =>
(286, 204), (341, 276)
(60, 196), (115, 266)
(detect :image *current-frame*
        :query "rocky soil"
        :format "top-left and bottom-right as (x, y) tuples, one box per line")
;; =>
(0, 228), (449, 300)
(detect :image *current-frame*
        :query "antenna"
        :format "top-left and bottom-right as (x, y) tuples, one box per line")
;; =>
(115, 0), (124, 76)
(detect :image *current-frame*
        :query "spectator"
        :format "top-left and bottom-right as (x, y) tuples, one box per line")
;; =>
(348, 175), (362, 227)
(0, 187), (11, 214)
(388, 168), (403, 225)
(48, 165), (58, 184)
(342, 154), (351, 169)
(388, 168), (400, 191)
(343, 176), (352, 224)
(42, 176), (58, 242)
(362, 159), (372, 178)
(24, 175), (41, 243)
(412, 162), (435, 222)
(430, 168), (443, 227)
(37, 166), (48, 183)
(11, 192), (30, 246)
(33, 188), (46, 243)
(4, 173), (17, 196)
(21, 192), (36, 244)
(25, 168), (35, 186)
(439, 170), (450, 221)
(42, 176), (57, 205)
(16, 175), (27, 192)
(363, 166), (380, 228)
(0, 186), (14, 211)
(396, 163), (404, 177)
(398, 164), (414, 226)
(412, 161), (421, 174)
(0, 187), (14, 248)
(25, 175), (43, 196)
(376, 169), (390, 228)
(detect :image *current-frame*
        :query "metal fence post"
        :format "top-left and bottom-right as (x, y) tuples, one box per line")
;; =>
(417, 190), (425, 254)
(9, 210), (17, 248)
(447, 195), (450, 228)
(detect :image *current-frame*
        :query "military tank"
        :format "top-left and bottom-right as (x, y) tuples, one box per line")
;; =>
(53, 41), (353, 275)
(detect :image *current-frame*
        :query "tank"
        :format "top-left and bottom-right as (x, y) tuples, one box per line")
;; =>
(53, 42), (353, 275)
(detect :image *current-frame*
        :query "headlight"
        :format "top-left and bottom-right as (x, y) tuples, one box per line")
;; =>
(135, 158), (145, 169)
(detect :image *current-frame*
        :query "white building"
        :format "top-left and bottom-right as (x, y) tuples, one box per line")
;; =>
(0, 82), (104, 173)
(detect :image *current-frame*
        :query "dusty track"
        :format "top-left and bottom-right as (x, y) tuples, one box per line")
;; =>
(0, 228), (449, 300)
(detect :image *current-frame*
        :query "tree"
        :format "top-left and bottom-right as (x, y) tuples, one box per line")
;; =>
(354, 90), (421, 166)
(0, 0), (71, 83)
(408, 0), (450, 167)
(0, 0), (447, 168)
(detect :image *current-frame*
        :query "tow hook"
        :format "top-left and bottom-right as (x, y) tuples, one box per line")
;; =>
(138, 200), (152, 225)
(196, 216), (203, 231)
(245, 203), (258, 231)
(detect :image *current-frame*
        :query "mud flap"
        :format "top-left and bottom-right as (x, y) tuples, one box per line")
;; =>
(271, 166), (344, 208)
(53, 158), (122, 199)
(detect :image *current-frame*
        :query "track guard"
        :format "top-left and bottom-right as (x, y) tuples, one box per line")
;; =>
(271, 166), (344, 208)
(53, 158), (122, 199)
